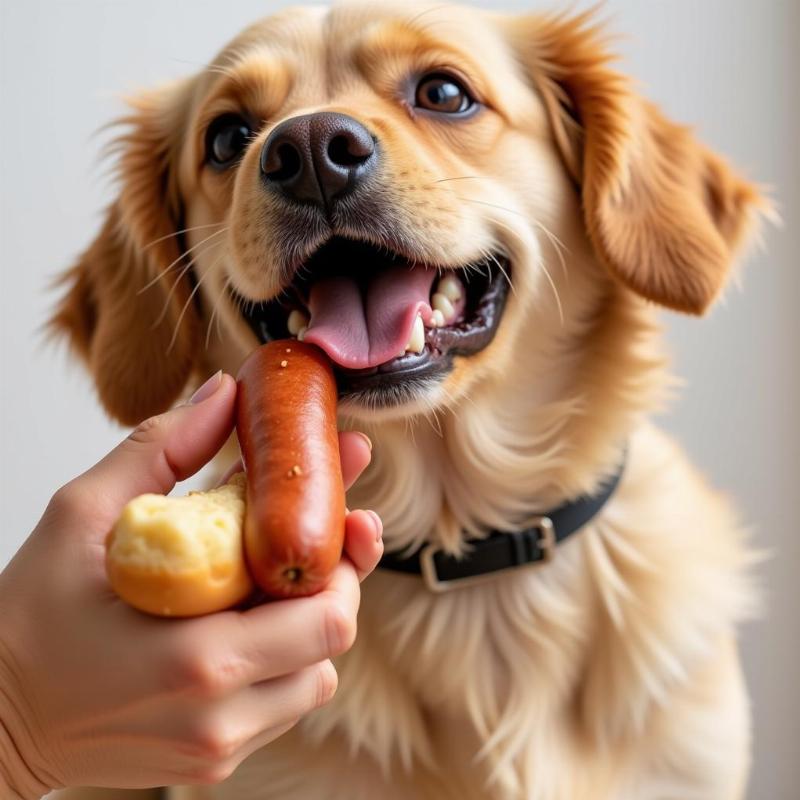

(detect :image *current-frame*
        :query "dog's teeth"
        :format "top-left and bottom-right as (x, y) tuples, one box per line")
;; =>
(405, 314), (425, 354)
(430, 309), (445, 328)
(431, 293), (455, 321)
(297, 325), (308, 342)
(437, 274), (463, 302)
(287, 309), (309, 336)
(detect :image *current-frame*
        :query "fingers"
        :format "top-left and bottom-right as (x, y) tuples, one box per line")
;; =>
(225, 661), (336, 763)
(338, 431), (372, 490)
(77, 373), (237, 517)
(186, 559), (361, 687)
(168, 663), (335, 785)
(169, 511), (382, 694)
(217, 660), (337, 744)
(343, 510), (383, 581)
(232, 717), (298, 765)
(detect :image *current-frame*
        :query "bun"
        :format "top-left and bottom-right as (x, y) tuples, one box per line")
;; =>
(106, 473), (254, 617)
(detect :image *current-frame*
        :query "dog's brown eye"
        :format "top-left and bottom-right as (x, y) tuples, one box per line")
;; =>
(206, 114), (253, 168)
(415, 74), (474, 114)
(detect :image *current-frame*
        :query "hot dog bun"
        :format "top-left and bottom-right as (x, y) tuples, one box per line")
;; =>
(106, 473), (254, 617)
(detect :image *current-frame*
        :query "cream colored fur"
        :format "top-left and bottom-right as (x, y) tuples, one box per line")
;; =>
(50, 3), (765, 799)
(171, 294), (756, 800)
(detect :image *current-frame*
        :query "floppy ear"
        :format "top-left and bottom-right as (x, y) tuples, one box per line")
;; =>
(49, 79), (201, 425)
(508, 11), (766, 314)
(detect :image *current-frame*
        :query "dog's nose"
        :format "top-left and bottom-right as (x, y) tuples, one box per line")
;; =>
(260, 112), (377, 208)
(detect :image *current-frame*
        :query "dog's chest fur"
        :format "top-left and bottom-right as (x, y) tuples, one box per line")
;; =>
(182, 401), (754, 799)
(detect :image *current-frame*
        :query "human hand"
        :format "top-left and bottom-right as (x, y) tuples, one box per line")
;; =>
(0, 372), (382, 798)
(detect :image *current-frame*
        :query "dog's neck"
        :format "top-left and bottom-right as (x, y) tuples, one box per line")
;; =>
(287, 286), (750, 799)
(346, 288), (668, 558)
(301, 289), (735, 798)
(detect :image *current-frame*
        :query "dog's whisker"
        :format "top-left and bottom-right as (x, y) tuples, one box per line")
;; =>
(488, 217), (565, 324)
(421, 393), (444, 438)
(453, 195), (570, 279)
(431, 175), (485, 185)
(480, 216), (529, 253)
(153, 237), (225, 329)
(232, 287), (246, 317)
(215, 287), (226, 341)
(205, 273), (233, 351)
(166, 281), (204, 354)
(167, 249), (225, 353)
(479, 204), (569, 265)
(489, 216), (566, 317)
(529, 219), (570, 281)
(447, 379), (477, 413)
(138, 227), (229, 296)
(479, 246), (517, 297)
(539, 260), (564, 325)
(141, 222), (226, 253)
(453, 195), (529, 220)
(151, 260), (196, 328)
(447, 207), (564, 324)
(437, 208), (516, 294)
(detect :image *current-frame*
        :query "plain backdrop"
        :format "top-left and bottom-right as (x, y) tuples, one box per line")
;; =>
(1, 1), (797, 797)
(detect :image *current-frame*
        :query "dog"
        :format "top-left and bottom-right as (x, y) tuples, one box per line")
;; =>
(50, 2), (768, 798)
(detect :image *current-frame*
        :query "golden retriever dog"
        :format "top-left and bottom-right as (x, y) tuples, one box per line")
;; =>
(51, 3), (768, 798)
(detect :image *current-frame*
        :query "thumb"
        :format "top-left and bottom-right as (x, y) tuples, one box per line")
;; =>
(77, 372), (237, 518)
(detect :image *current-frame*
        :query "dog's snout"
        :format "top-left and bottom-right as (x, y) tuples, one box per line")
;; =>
(260, 112), (377, 208)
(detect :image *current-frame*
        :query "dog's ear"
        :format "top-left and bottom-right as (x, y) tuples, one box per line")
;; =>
(506, 11), (767, 314)
(49, 79), (201, 425)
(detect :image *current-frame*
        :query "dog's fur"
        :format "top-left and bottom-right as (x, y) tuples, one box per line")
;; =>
(51, 3), (767, 798)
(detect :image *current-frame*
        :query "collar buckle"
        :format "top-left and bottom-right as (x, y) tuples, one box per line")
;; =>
(420, 516), (556, 593)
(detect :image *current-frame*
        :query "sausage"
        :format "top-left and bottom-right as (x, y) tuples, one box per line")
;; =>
(236, 340), (345, 598)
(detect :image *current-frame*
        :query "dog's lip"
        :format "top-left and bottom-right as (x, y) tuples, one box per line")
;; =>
(231, 236), (511, 397)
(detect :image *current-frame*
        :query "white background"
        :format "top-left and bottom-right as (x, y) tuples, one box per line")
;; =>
(1, 1), (797, 797)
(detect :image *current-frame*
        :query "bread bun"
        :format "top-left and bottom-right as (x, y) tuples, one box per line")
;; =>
(106, 473), (254, 617)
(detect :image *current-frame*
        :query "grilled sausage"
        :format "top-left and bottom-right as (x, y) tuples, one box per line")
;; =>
(236, 340), (345, 598)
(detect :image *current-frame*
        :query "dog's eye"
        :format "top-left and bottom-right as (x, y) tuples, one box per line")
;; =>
(415, 74), (474, 114)
(205, 114), (253, 168)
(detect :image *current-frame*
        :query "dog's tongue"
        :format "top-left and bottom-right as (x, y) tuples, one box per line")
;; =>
(304, 265), (436, 369)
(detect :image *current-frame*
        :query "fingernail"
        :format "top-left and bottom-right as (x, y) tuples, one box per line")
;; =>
(355, 432), (372, 452)
(365, 509), (383, 542)
(189, 371), (222, 404)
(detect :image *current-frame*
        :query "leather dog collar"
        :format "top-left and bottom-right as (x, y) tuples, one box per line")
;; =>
(378, 453), (626, 592)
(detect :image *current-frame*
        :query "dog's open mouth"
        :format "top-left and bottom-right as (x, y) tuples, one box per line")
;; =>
(235, 236), (510, 399)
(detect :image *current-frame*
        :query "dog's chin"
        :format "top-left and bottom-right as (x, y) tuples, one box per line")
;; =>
(231, 235), (511, 417)
(336, 378), (450, 423)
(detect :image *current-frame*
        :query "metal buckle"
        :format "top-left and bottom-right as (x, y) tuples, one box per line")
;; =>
(419, 516), (556, 593)
(530, 515), (556, 563)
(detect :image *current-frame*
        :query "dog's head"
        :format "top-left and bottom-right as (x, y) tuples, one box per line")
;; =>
(51, 2), (765, 426)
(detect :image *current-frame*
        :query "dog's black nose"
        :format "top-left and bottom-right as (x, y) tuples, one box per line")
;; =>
(260, 112), (377, 208)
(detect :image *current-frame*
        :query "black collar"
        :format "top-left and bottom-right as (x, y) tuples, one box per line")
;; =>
(378, 454), (626, 592)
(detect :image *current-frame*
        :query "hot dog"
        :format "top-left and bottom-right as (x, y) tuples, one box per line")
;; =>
(236, 340), (345, 598)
